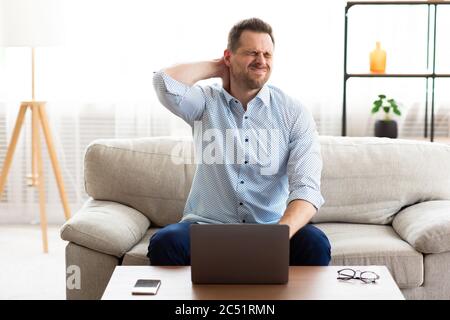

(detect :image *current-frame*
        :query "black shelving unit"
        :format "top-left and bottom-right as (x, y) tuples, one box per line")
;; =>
(343, 1), (450, 142)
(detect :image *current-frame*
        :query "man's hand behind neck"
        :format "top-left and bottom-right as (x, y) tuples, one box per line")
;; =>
(164, 59), (230, 89)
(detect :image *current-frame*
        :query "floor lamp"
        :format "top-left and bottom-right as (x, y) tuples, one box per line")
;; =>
(0, 0), (71, 253)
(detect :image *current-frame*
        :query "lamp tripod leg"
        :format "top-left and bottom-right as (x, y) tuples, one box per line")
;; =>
(0, 104), (28, 198)
(32, 104), (48, 253)
(31, 103), (38, 186)
(37, 103), (71, 221)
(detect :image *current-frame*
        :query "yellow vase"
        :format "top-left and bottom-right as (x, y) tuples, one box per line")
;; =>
(370, 41), (386, 74)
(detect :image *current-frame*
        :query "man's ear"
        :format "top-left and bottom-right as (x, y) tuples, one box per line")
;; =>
(223, 49), (232, 67)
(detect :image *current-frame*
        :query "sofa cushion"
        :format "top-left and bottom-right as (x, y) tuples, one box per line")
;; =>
(315, 223), (423, 288)
(84, 137), (195, 227)
(393, 200), (450, 254)
(313, 136), (450, 225)
(122, 228), (158, 265)
(84, 136), (450, 227)
(61, 199), (150, 257)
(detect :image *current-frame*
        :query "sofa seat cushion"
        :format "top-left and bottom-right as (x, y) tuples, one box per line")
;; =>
(122, 228), (159, 265)
(315, 223), (423, 288)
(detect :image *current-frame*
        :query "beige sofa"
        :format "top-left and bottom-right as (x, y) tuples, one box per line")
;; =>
(61, 136), (450, 300)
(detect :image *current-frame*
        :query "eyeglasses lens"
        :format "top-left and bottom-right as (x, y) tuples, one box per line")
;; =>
(360, 271), (379, 283)
(338, 269), (355, 280)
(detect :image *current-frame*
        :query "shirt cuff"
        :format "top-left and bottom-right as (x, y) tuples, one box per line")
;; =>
(154, 70), (191, 97)
(286, 187), (325, 211)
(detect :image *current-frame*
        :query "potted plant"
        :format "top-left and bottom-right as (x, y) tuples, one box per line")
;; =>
(371, 94), (401, 138)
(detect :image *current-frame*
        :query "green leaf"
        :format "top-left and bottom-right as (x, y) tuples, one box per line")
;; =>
(387, 98), (397, 106)
(393, 107), (401, 116)
(372, 95), (402, 117)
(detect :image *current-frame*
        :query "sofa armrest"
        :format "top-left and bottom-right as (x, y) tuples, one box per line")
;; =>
(60, 198), (150, 257)
(392, 200), (450, 254)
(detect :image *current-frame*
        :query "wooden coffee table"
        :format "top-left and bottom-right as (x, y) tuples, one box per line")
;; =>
(102, 265), (404, 300)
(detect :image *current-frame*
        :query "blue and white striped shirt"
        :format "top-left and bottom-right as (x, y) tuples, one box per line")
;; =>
(153, 71), (324, 224)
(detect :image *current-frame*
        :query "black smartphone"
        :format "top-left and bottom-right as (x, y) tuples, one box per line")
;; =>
(132, 279), (161, 295)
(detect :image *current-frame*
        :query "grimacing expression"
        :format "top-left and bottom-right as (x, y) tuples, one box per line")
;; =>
(228, 31), (274, 90)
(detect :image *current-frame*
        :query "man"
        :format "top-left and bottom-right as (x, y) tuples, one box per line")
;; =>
(148, 18), (331, 266)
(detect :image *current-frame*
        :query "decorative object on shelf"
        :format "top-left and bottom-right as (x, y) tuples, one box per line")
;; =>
(371, 94), (401, 138)
(370, 41), (386, 74)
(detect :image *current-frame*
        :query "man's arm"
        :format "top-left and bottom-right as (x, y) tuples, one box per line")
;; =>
(280, 103), (324, 239)
(279, 200), (317, 239)
(153, 58), (229, 125)
(164, 58), (229, 89)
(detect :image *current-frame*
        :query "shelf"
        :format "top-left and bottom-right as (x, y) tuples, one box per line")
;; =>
(347, 1), (450, 9)
(346, 73), (450, 78)
(346, 73), (433, 78)
(342, 1), (449, 141)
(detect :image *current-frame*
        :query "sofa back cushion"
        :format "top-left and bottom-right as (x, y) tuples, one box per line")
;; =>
(84, 137), (195, 227)
(313, 136), (450, 224)
(84, 136), (450, 226)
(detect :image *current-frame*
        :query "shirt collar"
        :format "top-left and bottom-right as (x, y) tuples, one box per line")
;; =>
(221, 87), (236, 106)
(222, 85), (271, 108)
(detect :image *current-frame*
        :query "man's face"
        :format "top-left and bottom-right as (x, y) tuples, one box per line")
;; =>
(226, 31), (274, 90)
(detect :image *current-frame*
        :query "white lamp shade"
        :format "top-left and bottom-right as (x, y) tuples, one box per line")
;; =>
(0, 0), (64, 47)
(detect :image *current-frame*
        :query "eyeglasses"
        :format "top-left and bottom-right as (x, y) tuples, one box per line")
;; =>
(337, 268), (380, 284)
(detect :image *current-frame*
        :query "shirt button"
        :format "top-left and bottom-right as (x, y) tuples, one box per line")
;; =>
(239, 202), (243, 205)
(244, 160), (248, 164)
(242, 219), (246, 223)
(234, 100), (238, 104)
(240, 180), (244, 184)
(244, 116), (248, 119)
(245, 138), (249, 142)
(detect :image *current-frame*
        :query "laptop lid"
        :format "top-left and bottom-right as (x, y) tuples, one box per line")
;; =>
(190, 224), (289, 284)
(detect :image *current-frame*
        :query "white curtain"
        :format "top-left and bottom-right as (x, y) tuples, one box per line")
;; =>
(0, 0), (449, 223)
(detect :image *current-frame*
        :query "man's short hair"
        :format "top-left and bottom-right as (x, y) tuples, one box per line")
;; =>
(227, 18), (275, 53)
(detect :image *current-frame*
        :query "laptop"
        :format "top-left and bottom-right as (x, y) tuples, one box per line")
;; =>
(190, 224), (289, 284)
